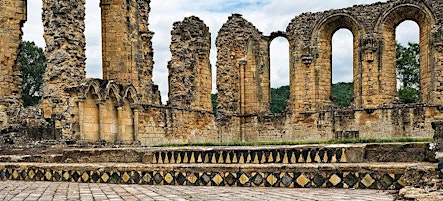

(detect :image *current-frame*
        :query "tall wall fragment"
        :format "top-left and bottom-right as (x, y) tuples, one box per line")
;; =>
(167, 16), (212, 111)
(286, 0), (443, 114)
(101, 0), (160, 105)
(0, 0), (26, 109)
(216, 14), (270, 118)
(41, 0), (87, 137)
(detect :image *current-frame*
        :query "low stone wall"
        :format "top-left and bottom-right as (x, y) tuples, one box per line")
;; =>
(0, 163), (425, 189)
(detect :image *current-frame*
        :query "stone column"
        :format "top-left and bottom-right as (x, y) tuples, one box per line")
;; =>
(101, 0), (159, 104)
(167, 16), (212, 111)
(0, 0), (26, 108)
(117, 106), (123, 143)
(78, 101), (85, 140)
(133, 108), (139, 143)
(42, 0), (86, 138)
(98, 103), (105, 142)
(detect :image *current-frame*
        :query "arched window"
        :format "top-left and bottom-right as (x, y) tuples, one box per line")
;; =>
(331, 29), (354, 107)
(395, 20), (420, 103)
(380, 5), (434, 104)
(270, 37), (290, 113)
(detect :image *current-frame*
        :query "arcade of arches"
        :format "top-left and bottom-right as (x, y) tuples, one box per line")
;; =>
(1, 0), (443, 146)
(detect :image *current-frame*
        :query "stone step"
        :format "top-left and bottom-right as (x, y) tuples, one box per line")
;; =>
(58, 142), (432, 164)
(0, 143), (432, 164)
(0, 162), (439, 190)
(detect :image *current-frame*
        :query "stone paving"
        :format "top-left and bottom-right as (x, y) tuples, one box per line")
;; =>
(0, 180), (396, 201)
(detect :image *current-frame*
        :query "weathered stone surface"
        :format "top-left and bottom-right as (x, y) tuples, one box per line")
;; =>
(41, 0), (87, 138)
(287, 0), (443, 111)
(168, 16), (212, 111)
(101, 0), (160, 105)
(216, 14), (270, 117)
(2, 0), (443, 146)
(0, 0), (26, 120)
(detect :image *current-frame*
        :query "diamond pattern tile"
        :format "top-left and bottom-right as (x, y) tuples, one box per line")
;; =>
(281, 173), (294, 187)
(251, 173), (264, 187)
(343, 172), (359, 188)
(296, 174), (310, 187)
(212, 174), (224, 186)
(141, 172), (152, 184)
(164, 172), (174, 185)
(329, 174), (342, 187)
(101, 172), (110, 183)
(53, 171), (62, 182)
(187, 173), (198, 185)
(121, 172), (131, 183)
(238, 173), (250, 186)
(361, 173), (376, 189)
(313, 172), (327, 187)
(201, 173), (211, 185)
(28, 169), (35, 180)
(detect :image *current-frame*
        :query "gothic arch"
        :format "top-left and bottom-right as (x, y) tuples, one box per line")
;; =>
(376, 3), (436, 103)
(105, 82), (122, 104)
(311, 13), (365, 106)
(124, 85), (139, 104)
(84, 80), (103, 101)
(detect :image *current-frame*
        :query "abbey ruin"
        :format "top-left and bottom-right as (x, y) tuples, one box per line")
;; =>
(2, 0), (443, 146)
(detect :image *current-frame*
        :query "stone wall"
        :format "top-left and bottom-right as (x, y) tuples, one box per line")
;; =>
(168, 16), (212, 112)
(216, 14), (270, 117)
(101, 0), (160, 105)
(0, 0), (26, 127)
(287, 0), (443, 113)
(41, 0), (87, 138)
(3, 0), (443, 146)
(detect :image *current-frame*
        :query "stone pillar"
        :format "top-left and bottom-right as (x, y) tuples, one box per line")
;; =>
(0, 0), (26, 108)
(117, 106), (124, 143)
(42, 0), (86, 138)
(133, 108), (139, 142)
(101, 0), (160, 104)
(359, 36), (381, 108)
(99, 103), (105, 142)
(216, 14), (268, 117)
(167, 16), (212, 111)
(78, 101), (85, 140)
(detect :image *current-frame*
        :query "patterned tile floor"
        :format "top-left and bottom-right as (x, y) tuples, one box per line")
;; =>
(0, 180), (396, 201)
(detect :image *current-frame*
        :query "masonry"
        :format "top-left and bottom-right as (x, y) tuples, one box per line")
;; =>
(1, 0), (443, 146)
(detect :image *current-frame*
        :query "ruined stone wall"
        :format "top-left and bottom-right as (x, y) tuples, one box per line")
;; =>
(0, 0), (26, 126)
(41, 0), (87, 138)
(168, 16), (212, 111)
(101, 0), (160, 105)
(216, 14), (270, 118)
(5, 0), (443, 146)
(287, 0), (443, 114)
(67, 79), (139, 145)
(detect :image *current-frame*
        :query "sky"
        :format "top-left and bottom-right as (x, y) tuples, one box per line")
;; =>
(23, 0), (419, 103)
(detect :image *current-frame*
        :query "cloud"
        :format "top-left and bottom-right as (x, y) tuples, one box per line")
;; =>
(22, 0), (417, 103)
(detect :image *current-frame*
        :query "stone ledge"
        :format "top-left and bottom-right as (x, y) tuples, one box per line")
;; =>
(0, 162), (438, 189)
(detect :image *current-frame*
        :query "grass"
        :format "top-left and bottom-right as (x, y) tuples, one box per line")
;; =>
(155, 137), (433, 147)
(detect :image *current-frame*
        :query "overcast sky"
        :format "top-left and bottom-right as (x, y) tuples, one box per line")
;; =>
(23, 0), (418, 103)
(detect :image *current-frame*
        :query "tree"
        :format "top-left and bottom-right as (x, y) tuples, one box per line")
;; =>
(270, 85), (290, 113)
(331, 82), (354, 107)
(211, 93), (217, 113)
(396, 42), (420, 103)
(18, 41), (46, 106)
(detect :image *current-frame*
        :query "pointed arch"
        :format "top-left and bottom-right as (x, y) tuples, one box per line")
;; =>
(105, 82), (123, 104)
(124, 85), (139, 104)
(84, 79), (104, 101)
